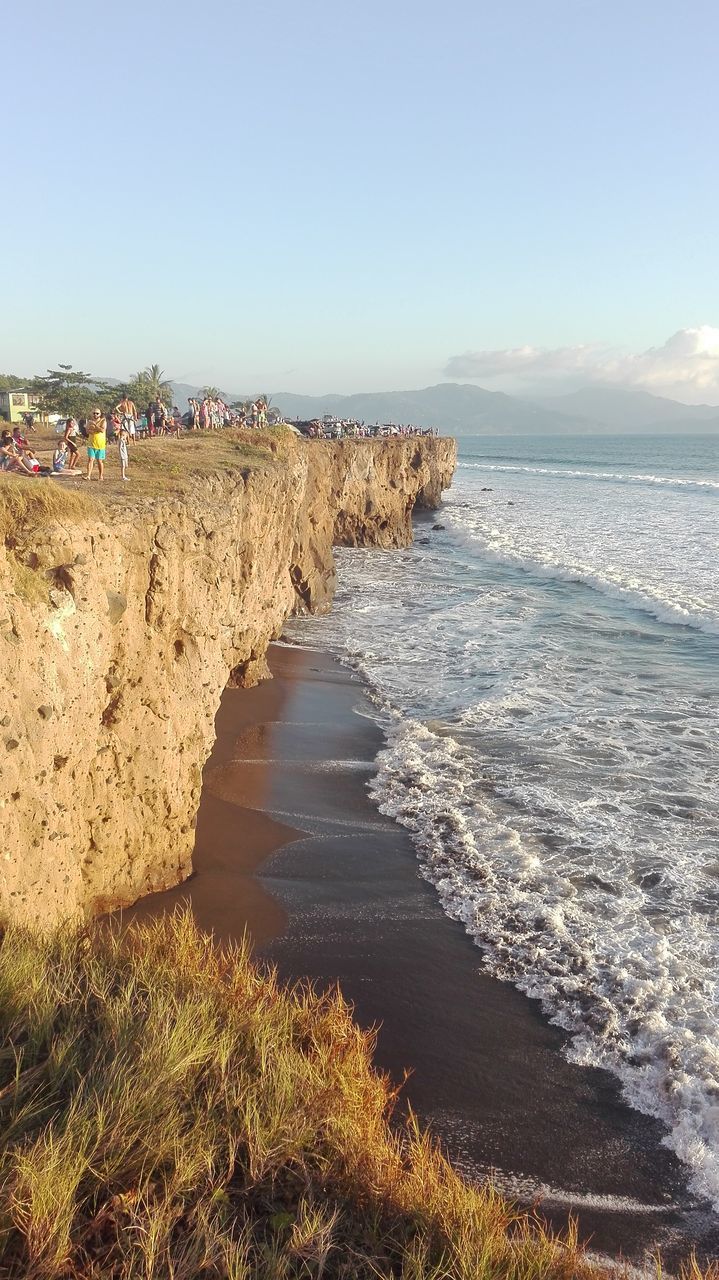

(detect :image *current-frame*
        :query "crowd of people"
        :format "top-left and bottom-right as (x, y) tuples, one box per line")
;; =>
(0, 395), (435, 483)
(0, 395), (275, 482)
(186, 395), (268, 431)
(299, 418), (438, 439)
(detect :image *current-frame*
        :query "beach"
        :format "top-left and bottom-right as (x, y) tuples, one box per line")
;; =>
(123, 640), (717, 1263)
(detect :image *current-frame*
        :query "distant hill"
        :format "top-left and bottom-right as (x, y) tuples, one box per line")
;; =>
(538, 386), (719, 431)
(268, 383), (595, 435)
(169, 380), (719, 437)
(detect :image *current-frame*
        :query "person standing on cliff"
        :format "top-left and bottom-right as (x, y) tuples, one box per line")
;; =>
(157, 399), (169, 435)
(84, 408), (106, 481)
(116, 393), (137, 440)
(62, 418), (81, 470)
(117, 420), (130, 481)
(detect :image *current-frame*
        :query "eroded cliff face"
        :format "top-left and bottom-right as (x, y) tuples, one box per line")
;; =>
(0, 436), (455, 925)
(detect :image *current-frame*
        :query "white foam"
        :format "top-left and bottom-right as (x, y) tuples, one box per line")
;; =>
(226, 757), (374, 773)
(369, 715), (719, 1209)
(459, 461), (719, 492)
(443, 470), (719, 636)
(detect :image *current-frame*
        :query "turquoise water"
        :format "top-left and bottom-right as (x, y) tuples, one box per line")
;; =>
(287, 434), (719, 1208)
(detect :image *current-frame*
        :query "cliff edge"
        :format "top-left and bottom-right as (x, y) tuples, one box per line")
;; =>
(0, 433), (455, 925)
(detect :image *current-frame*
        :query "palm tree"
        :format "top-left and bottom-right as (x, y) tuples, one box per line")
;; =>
(140, 364), (173, 403)
(202, 386), (221, 400)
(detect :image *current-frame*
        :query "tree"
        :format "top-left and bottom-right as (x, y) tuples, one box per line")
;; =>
(0, 373), (28, 391)
(139, 364), (173, 403)
(29, 365), (96, 419)
(120, 365), (173, 411)
(202, 386), (222, 400)
(124, 375), (151, 410)
(93, 380), (128, 413)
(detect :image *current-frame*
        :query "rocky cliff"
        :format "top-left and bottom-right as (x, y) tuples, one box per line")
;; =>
(0, 435), (455, 925)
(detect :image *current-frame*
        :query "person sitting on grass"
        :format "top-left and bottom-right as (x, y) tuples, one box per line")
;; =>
(52, 442), (68, 473)
(0, 431), (18, 471)
(0, 433), (40, 475)
(84, 408), (107, 481)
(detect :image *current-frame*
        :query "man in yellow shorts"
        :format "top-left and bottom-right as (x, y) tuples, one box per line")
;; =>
(85, 408), (107, 481)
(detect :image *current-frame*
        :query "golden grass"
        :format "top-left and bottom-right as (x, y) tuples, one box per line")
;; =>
(0, 911), (708, 1280)
(0, 477), (95, 542)
(0, 429), (696, 1274)
(0, 428), (292, 530)
(120, 427), (291, 498)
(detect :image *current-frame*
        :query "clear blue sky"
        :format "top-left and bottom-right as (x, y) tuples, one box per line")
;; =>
(2, 0), (718, 396)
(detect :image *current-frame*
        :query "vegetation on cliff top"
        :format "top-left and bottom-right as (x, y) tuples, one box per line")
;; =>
(0, 481), (96, 544)
(117, 427), (288, 498)
(0, 429), (293, 607)
(0, 429), (294, 544)
(0, 911), (620, 1280)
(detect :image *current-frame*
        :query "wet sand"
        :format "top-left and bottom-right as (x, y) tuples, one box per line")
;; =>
(121, 676), (293, 948)
(124, 642), (718, 1264)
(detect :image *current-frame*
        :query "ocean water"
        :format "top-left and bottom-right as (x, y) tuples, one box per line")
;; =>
(285, 433), (719, 1208)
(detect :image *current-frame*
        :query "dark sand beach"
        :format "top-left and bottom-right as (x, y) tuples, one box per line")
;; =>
(124, 642), (718, 1264)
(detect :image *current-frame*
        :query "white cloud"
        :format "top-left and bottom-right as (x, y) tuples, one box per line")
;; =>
(445, 327), (719, 403)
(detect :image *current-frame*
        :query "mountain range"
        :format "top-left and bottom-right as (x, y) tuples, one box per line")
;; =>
(170, 381), (719, 437)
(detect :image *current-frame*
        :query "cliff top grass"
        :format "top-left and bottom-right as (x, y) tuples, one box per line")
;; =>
(0, 481), (96, 544)
(0, 909), (655, 1280)
(110, 427), (290, 499)
(0, 427), (292, 534)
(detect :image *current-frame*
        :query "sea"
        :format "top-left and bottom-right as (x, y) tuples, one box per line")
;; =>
(285, 432), (719, 1212)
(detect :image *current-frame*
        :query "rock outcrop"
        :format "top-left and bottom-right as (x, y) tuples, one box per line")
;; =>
(0, 436), (455, 925)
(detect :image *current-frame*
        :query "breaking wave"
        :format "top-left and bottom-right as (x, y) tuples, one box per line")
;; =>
(459, 461), (719, 492)
(369, 714), (719, 1209)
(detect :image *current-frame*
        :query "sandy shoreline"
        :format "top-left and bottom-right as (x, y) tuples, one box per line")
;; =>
(123, 641), (717, 1263)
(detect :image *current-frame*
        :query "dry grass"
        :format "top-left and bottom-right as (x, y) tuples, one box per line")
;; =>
(0, 479), (96, 604)
(0, 428), (292, 529)
(0, 911), (707, 1280)
(0, 477), (95, 542)
(0, 428), (291, 604)
(120, 428), (288, 498)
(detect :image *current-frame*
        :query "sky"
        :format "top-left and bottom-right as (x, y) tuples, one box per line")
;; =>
(2, 0), (719, 402)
